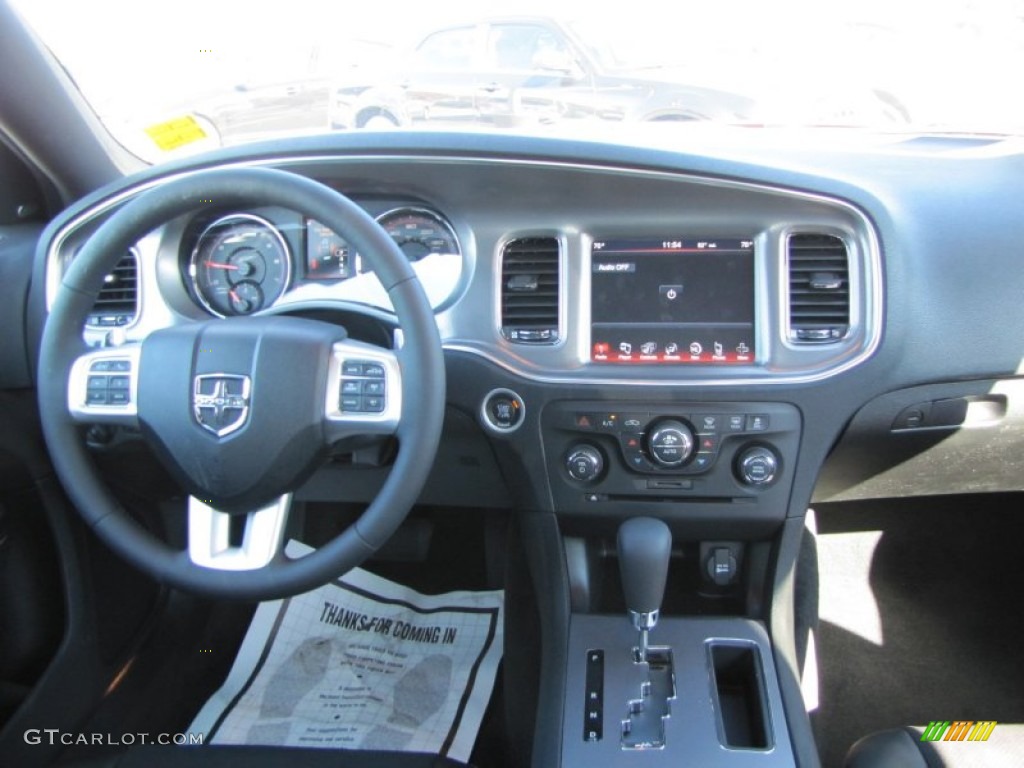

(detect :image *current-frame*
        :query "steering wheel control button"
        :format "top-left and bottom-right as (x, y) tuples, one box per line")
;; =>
(339, 358), (389, 414)
(735, 445), (780, 487)
(566, 445), (604, 483)
(646, 419), (695, 468)
(83, 358), (135, 408)
(481, 389), (525, 434)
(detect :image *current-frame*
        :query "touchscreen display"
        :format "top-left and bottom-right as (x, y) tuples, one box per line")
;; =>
(590, 238), (755, 363)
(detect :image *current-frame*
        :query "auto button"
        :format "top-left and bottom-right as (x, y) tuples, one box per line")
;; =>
(645, 419), (695, 468)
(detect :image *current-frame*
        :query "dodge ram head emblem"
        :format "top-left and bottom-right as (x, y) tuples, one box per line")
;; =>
(192, 374), (251, 437)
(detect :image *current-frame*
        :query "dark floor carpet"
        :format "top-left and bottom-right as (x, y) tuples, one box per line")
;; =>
(813, 494), (1024, 768)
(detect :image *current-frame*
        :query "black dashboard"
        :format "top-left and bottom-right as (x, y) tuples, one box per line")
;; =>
(29, 130), (1024, 517)
(15, 128), (1024, 768)
(28, 128), (1024, 538)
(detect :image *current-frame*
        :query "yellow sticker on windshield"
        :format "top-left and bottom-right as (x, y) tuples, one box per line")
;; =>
(144, 116), (207, 151)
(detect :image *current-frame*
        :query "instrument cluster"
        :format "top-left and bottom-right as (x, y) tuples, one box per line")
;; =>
(184, 205), (462, 317)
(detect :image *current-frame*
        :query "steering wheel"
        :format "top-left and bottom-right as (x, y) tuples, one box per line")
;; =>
(37, 167), (446, 600)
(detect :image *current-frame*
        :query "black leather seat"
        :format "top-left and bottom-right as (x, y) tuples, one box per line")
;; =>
(845, 725), (1024, 768)
(76, 745), (468, 767)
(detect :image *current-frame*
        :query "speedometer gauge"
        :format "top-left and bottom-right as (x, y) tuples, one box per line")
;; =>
(370, 208), (461, 267)
(189, 214), (291, 316)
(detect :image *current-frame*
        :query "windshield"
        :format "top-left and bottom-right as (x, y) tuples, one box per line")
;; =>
(13, 0), (1024, 164)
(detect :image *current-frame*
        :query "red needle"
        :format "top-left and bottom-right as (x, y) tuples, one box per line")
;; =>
(229, 289), (241, 303)
(206, 261), (238, 270)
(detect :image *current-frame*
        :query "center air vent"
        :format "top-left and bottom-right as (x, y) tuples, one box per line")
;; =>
(787, 234), (849, 342)
(500, 237), (560, 343)
(87, 250), (139, 328)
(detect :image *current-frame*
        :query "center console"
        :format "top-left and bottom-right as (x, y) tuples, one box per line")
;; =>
(523, 400), (803, 766)
(564, 613), (793, 766)
(557, 513), (798, 767)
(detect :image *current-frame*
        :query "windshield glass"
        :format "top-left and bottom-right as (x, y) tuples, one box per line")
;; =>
(13, 0), (1024, 164)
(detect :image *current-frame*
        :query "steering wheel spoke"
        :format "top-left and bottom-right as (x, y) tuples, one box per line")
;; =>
(324, 339), (402, 442)
(188, 494), (292, 571)
(67, 344), (142, 427)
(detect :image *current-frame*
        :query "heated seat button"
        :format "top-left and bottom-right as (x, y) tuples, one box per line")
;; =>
(735, 446), (780, 486)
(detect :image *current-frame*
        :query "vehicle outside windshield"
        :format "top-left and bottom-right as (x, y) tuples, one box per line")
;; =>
(13, 0), (1024, 163)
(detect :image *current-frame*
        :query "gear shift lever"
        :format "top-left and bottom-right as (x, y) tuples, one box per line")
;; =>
(617, 517), (672, 662)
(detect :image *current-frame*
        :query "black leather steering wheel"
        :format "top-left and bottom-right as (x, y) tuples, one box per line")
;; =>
(37, 167), (446, 600)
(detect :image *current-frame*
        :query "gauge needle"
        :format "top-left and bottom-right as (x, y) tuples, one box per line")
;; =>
(229, 289), (241, 303)
(207, 261), (238, 270)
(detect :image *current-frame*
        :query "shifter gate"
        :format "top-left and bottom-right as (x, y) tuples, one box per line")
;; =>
(620, 646), (676, 750)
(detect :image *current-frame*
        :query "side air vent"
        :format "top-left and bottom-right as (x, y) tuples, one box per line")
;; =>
(500, 237), (560, 343)
(787, 234), (849, 342)
(87, 250), (139, 328)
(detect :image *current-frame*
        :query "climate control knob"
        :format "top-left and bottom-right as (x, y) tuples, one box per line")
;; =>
(735, 445), (780, 487)
(645, 420), (695, 468)
(566, 445), (604, 483)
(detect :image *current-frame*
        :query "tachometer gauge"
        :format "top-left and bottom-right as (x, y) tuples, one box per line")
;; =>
(359, 208), (460, 271)
(189, 214), (291, 316)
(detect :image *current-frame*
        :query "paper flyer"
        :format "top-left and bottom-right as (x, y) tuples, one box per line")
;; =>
(190, 541), (504, 763)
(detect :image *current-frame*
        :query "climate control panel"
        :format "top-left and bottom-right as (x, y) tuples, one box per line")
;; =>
(543, 401), (800, 524)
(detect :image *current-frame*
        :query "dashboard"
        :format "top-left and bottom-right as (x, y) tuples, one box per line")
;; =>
(32, 137), (901, 557)
(43, 149), (882, 391)
(25, 126), (1024, 521)
(35, 129), (1024, 529)
(19, 129), (1024, 768)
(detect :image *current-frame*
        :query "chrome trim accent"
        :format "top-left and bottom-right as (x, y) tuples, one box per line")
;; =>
(188, 213), (293, 317)
(192, 373), (251, 437)
(629, 609), (660, 632)
(188, 494), (291, 571)
(780, 228), (857, 349)
(479, 388), (526, 435)
(495, 234), (566, 347)
(373, 205), (461, 259)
